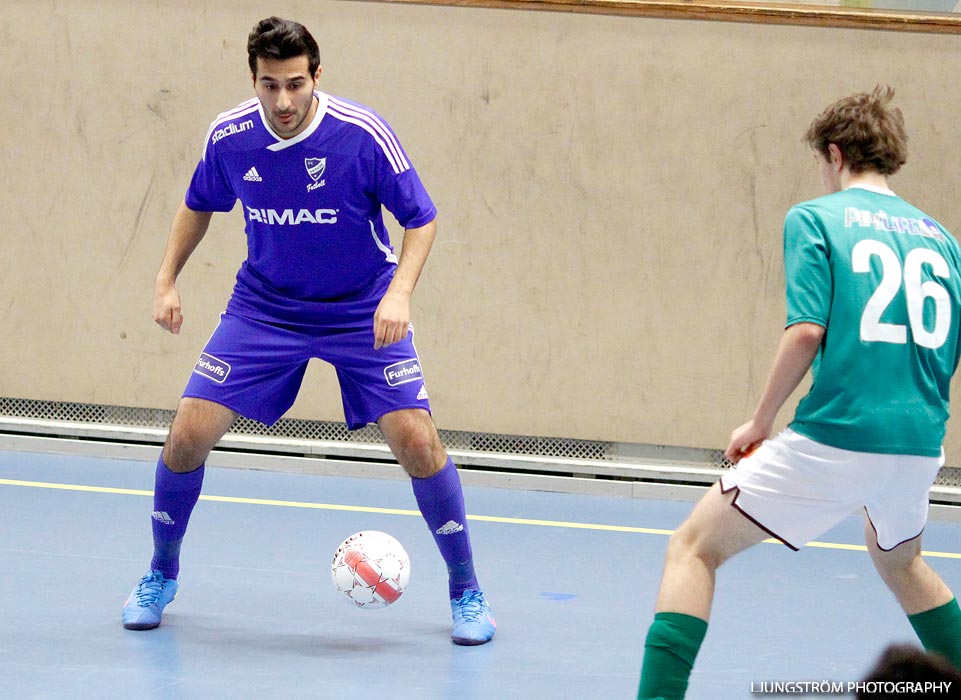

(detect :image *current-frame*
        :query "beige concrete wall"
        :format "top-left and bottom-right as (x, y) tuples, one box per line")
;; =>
(3, 1), (961, 459)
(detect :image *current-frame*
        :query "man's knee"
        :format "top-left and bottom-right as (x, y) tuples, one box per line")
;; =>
(163, 401), (234, 471)
(398, 432), (445, 476)
(380, 411), (446, 477)
(164, 426), (211, 471)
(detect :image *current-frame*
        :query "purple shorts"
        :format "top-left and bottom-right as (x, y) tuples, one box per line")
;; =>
(182, 312), (431, 429)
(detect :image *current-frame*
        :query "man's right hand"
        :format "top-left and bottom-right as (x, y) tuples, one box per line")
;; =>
(153, 283), (184, 334)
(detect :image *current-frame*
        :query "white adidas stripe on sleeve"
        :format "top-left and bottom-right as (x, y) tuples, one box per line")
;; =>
(199, 99), (260, 160)
(327, 97), (411, 174)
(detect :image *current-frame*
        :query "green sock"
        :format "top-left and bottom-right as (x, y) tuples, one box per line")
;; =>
(908, 598), (961, 670)
(637, 612), (709, 700)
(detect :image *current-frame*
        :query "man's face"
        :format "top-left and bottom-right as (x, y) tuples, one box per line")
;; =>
(253, 55), (321, 139)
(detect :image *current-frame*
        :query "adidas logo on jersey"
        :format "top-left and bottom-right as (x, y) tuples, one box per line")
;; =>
(151, 511), (175, 525)
(435, 520), (464, 535)
(243, 166), (262, 182)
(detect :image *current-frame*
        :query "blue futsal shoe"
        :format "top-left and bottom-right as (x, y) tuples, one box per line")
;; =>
(122, 570), (178, 630)
(450, 589), (496, 645)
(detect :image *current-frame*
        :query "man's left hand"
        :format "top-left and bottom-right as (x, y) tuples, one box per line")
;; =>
(373, 291), (411, 349)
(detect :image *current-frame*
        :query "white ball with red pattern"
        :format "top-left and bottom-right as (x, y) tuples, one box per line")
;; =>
(331, 530), (411, 609)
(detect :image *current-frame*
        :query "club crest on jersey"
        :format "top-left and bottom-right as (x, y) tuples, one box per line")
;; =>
(305, 157), (326, 191)
(193, 352), (231, 384)
(384, 359), (422, 386)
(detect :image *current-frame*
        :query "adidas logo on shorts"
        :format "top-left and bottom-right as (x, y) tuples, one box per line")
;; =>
(435, 520), (464, 535)
(417, 384), (429, 400)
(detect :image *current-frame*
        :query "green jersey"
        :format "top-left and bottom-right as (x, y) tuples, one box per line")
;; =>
(785, 185), (961, 456)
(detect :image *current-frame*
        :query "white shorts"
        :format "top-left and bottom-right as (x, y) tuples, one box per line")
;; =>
(718, 429), (943, 551)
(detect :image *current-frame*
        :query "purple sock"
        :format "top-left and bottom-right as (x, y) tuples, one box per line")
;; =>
(411, 457), (479, 600)
(149, 456), (204, 580)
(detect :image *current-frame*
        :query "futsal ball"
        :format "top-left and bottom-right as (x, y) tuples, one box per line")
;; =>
(331, 530), (410, 609)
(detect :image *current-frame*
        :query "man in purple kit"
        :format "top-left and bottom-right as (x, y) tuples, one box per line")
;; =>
(121, 16), (495, 645)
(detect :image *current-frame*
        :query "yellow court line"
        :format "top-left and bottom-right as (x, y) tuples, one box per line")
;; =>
(3, 477), (960, 559)
(466, 513), (674, 536)
(0, 478), (153, 497)
(0, 479), (422, 517)
(201, 493), (421, 517)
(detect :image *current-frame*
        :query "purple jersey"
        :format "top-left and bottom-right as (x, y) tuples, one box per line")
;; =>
(185, 92), (437, 324)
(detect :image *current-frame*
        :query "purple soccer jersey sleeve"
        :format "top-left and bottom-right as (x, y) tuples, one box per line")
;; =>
(326, 95), (436, 231)
(185, 152), (237, 213)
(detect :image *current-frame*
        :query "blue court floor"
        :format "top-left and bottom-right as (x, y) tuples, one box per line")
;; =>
(1, 448), (960, 699)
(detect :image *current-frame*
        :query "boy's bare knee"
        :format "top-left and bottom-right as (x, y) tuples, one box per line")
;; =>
(666, 523), (722, 571)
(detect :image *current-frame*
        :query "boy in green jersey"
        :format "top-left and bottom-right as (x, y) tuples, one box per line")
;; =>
(637, 86), (961, 699)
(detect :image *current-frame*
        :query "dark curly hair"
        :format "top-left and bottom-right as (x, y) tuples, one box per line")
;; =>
(247, 17), (320, 77)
